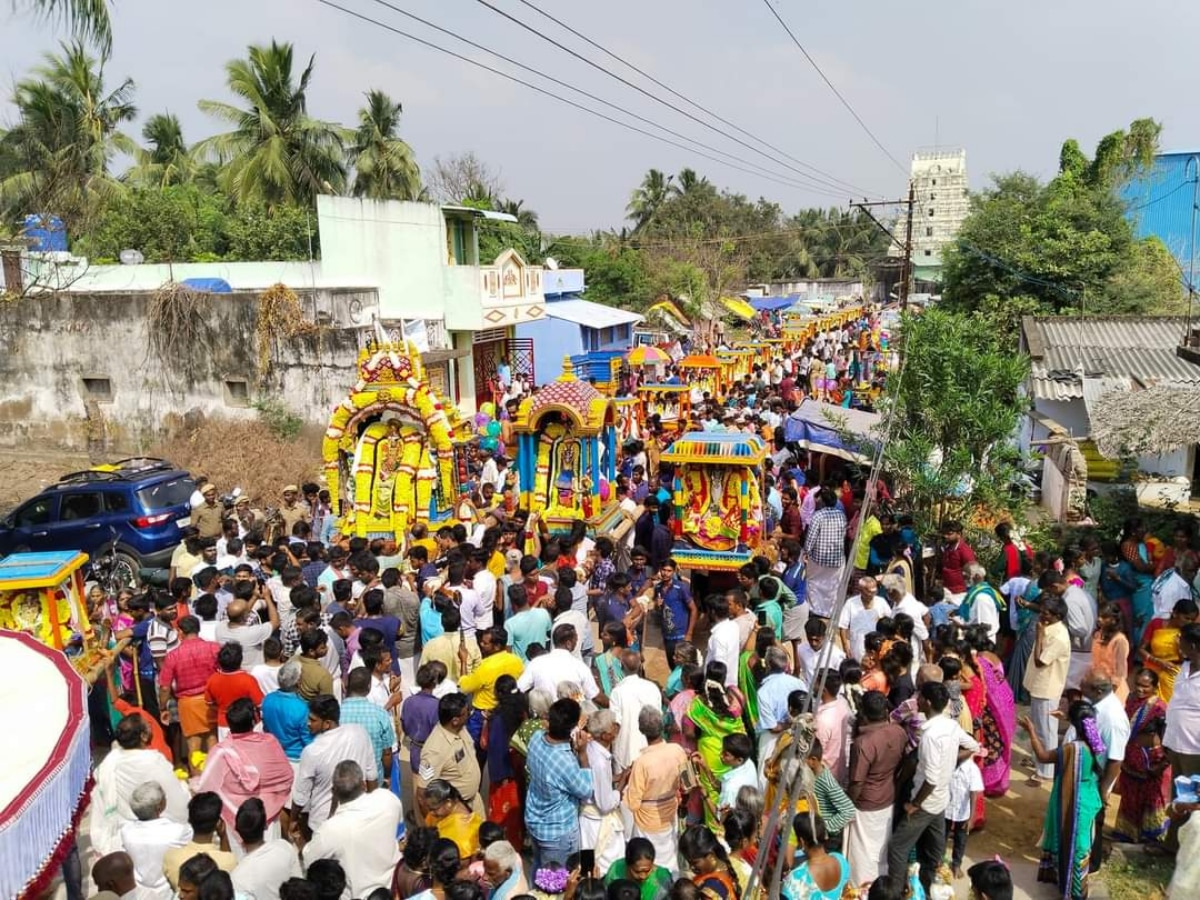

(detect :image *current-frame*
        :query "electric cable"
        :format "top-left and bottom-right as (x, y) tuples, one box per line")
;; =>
(314, 0), (851, 198)
(758, 0), (907, 174)
(509, 0), (878, 198)
(359, 0), (852, 197)
(471, 0), (872, 197)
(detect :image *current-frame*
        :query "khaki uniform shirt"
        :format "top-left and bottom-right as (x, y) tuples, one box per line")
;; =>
(280, 502), (311, 535)
(416, 723), (483, 816)
(193, 502), (225, 539)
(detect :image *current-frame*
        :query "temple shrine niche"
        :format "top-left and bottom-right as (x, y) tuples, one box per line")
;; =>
(0, 551), (98, 665)
(513, 357), (621, 536)
(323, 339), (470, 542)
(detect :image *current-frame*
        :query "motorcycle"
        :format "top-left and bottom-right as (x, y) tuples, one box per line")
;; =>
(89, 527), (140, 594)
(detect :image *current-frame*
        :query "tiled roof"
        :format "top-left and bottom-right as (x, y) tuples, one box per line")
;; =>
(1022, 316), (1200, 399)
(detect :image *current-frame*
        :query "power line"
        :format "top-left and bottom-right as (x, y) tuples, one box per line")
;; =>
(470, 0), (869, 198)
(359, 0), (849, 198)
(314, 0), (849, 199)
(509, 0), (876, 198)
(758, 0), (907, 174)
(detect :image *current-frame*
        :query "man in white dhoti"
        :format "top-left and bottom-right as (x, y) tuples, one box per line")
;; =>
(623, 708), (688, 875)
(804, 488), (847, 619)
(845, 690), (908, 885)
(578, 710), (626, 873)
(90, 714), (191, 857)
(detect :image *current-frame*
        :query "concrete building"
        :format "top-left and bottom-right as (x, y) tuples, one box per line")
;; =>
(0, 197), (548, 453)
(890, 148), (970, 281)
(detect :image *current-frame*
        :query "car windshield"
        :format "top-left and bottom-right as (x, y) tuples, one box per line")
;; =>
(136, 477), (195, 511)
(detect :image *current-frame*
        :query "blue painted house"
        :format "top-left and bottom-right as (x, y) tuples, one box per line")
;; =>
(1122, 152), (1200, 268)
(517, 267), (643, 385)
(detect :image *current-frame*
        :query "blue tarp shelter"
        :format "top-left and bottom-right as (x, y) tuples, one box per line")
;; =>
(783, 399), (880, 463)
(748, 295), (797, 312)
(181, 277), (233, 293)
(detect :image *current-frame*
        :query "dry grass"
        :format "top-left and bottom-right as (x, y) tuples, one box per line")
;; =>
(151, 417), (324, 507)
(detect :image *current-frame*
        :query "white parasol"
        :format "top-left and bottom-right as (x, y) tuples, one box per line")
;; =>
(0, 631), (91, 899)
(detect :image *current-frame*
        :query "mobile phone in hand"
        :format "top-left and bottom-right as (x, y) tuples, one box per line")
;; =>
(579, 849), (595, 876)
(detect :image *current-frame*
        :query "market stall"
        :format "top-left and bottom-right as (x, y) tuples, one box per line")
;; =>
(783, 399), (881, 464)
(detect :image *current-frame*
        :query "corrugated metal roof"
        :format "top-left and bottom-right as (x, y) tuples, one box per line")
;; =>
(543, 299), (643, 329)
(1025, 316), (1200, 398)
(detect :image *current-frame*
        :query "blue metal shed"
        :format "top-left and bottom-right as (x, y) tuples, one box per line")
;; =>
(1122, 151), (1200, 268)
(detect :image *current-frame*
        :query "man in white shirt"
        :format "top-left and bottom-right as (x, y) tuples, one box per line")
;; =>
(838, 576), (892, 662)
(303, 760), (402, 898)
(1152, 560), (1198, 620)
(118, 782), (193, 900)
(609, 651), (665, 771)
(91, 715), (192, 857)
(961, 564), (1002, 644)
(232, 798), (301, 900)
(517, 624), (601, 700)
(467, 550), (498, 626)
(1073, 668), (1130, 799)
(579, 710), (626, 873)
(456, 576), (491, 640)
(705, 593), (743, 688)
(887, 681), (979, 893)
(552, 588), (591, 662)
(290, 695), (379, 835)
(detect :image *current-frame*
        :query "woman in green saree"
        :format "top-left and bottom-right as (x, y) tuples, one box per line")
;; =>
(1021, 700), (1107, 900)
(683, 661), (747, 828)
(604, 837), (673, 900)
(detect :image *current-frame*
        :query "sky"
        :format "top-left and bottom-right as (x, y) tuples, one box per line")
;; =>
(2, 0), (1200, 234)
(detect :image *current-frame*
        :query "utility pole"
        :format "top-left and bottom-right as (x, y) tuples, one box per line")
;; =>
(851, 185), (915, 309)
(900, 180), (915, 312)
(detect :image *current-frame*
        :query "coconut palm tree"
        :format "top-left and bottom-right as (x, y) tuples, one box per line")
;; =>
(128, 112), (193, 189)
(15, 0), (112, 53)
(497, 198), (539, 232)
(672, 167), (711, 198)
(626, 168), (673, 232)
(196, 40), (347, 208)
(0, 41), (135, 232)
(349, 89), (421, 201)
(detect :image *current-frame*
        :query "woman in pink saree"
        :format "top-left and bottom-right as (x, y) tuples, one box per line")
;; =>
(196, 698), (294, 848)
(971, 628), (1016, 798)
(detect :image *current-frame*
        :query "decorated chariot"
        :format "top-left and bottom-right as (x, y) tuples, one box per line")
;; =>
(322, 338), (473, 543)
(659, 432), (767, 573)
(512, 357), (623, 537)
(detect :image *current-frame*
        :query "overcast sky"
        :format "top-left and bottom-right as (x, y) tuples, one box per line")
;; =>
(2, 0), (1198, 233)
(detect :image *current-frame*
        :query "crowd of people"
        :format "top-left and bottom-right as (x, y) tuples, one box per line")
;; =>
(78, 306), (1200, 900)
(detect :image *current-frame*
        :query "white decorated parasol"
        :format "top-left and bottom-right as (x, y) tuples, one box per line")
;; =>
(0, 630), (91, 899)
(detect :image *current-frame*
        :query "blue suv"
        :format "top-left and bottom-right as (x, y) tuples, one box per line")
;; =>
(0, 458), (195, 585)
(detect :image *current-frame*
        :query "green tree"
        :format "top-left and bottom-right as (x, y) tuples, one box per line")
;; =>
(0, 41), (135, 233)
(196, 40), (347, 208)
(880, 308), (1030, 536)
(128, 113), (194, 189)
(223, 202), (318, 260)
(944, 118), (1181, 319)
(626, 169), (673, 232)
(349, 90), (422, 201)
(14, 0), (112, 53)
(72, 184), (227, 262)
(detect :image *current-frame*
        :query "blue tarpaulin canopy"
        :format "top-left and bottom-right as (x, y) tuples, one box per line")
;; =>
(181, 277), (233, 293)
(748, 295), (797, 312)
(783, 399), (880, 463)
